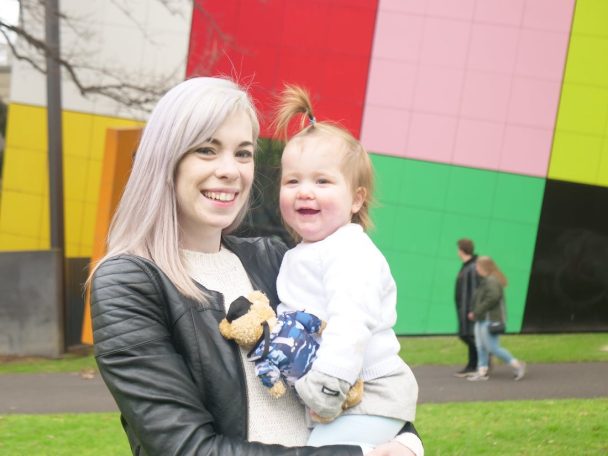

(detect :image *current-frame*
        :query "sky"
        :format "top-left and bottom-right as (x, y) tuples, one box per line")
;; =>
(0, 0), (19, 65)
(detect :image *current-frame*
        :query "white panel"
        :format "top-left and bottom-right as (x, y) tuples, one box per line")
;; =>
(9, 0), (192, 119)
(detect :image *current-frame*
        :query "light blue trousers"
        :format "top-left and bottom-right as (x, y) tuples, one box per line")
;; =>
(474, 320), (515, 369)
(308, 414), (405, 452)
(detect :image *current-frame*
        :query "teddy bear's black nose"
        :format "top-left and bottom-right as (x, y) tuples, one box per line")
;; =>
(226, 296), (253, 322)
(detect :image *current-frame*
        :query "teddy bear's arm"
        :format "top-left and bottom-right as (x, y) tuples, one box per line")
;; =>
(254, 358), (286, 397)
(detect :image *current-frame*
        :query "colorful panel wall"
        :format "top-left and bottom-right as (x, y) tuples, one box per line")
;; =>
(2, 0), (607, 337)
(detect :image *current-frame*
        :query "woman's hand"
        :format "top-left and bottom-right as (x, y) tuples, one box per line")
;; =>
(367, 441), (416, 456)
(467, 311), (475, 320)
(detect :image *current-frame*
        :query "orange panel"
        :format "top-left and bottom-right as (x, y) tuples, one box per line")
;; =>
(81, 127), (142, 344)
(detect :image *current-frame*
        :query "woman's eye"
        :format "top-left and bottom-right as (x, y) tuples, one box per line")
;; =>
(236, 149), (254, 159)
(195, 147), (214, 156)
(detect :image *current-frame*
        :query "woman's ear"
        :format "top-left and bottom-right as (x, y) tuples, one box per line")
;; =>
(351, 187), (366, 214)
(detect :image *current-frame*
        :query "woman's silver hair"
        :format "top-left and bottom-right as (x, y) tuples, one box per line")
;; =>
(91, 77), (259, 301)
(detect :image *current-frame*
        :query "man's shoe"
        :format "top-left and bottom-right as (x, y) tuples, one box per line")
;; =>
(453, 367), (476, 378)
(514, 362), (526, 381)
(467, 372), (489, 381)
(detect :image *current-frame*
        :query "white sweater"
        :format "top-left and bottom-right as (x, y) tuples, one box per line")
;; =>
(277, 224), (404, 385)
(182, 247), (309, 447)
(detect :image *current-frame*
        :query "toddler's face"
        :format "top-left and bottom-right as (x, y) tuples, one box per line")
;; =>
(279, 135), (363, 242)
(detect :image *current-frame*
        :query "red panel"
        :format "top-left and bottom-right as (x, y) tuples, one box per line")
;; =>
(188, 0), (379, 139)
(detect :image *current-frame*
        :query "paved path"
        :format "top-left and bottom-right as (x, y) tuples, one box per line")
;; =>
(0, 363), (606, 414)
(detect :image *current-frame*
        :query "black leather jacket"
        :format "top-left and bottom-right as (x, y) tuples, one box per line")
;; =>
(91, 236), (366, 455)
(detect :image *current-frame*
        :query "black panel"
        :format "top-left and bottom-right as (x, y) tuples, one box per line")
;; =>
(523, 179), (608, 332)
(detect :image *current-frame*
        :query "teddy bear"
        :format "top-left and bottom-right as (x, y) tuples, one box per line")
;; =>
(219, 290), (363, 415)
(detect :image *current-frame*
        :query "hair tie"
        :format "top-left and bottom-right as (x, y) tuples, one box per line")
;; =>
(308, 113), (316, 126)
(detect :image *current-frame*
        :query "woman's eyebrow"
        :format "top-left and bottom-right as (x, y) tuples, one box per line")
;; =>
(207, 138), (255, 148)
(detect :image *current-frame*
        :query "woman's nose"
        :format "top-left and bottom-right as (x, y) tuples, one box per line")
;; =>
(215, 153), (239, 179)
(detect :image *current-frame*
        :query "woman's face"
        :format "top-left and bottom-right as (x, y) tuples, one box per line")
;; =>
(175, 110), (255, 251)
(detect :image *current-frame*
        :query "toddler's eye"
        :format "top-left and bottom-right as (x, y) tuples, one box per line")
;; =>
(317, 178), (330, 184)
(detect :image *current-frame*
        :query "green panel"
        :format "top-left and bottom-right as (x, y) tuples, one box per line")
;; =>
(369, 155), (542, 335)
(399, 159), (450, 210)
(394, 206), (443, 256)
(571, 0), (608, 38)
(438, 213), (491, 259)
(492, 173), (545, 224)
(370, 153), (405, 205)
(444, 167), (499, 217)
(369, 203), (397, 249)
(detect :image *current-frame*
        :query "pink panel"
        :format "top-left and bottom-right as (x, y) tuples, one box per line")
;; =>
(516, 29), (570, 80)
(460, 71), (511, 122)
(406, 113), (457, 163)
(420, 18), (471, 68)
(366, 60), (417, 109)
(500, 125), (552, 176)
(427, 0), (475, 20)
(360, 106), (410, 156)
(363, 0), (574, 175)
(523, 0), (575, 32)
(373, 11), (424, 61)
(474, 0), (525, 26)
(379, 0), (427, 15)
(413, 66), (464, 115)
(468, 24), (519, 73)
(508, 77), (561, 129)
(453, 119), (503, 170)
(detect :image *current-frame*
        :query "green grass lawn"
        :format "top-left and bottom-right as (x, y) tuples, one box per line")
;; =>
(1, 333), (607, 375)
(399, 333), (608, 366)
(1, 399), (606, 455)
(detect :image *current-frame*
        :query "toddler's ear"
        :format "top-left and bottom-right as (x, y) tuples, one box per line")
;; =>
(351, 187), (366, 214)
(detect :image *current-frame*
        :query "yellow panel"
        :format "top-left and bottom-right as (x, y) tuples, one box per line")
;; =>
(84, 158), (103, 203)
(38, 194), (50, 249)
(0, 191), (44, 239)
(64, 155), (90, 201)
(5, 104), (47, 151)
(1, 147), (48, 195)
(0, 232), (40, 251)
(64, 112), (94, 159)
(65, 200), (85, 255)
(79, 201), (97, 257)
(548, 131), (603, 184)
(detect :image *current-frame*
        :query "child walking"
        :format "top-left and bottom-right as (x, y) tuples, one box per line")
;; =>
(273, 85), (419, 453)
(467, 256), (526, 382)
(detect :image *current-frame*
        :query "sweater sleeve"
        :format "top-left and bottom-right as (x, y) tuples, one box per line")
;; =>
(92, 256), (363, 456)
(311, 235), (387, 385)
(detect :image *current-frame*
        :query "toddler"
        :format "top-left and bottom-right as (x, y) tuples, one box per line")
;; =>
(273, 85), (419, 453)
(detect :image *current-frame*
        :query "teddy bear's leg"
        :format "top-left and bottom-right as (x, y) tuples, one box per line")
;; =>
(342, 379), (364, 410)
(268, 380), (286, 398)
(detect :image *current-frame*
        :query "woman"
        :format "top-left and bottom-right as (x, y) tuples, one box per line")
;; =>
(89, 77), (421, 455)
(467, 256), (526, 382)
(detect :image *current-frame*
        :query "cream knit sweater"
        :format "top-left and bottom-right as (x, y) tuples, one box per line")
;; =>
(182, 248), (309, 447)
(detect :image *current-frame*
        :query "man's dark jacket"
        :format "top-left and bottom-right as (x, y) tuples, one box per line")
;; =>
(455, 255), (478, 336)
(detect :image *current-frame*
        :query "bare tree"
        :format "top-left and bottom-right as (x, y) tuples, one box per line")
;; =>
(0, 0), (234, 113)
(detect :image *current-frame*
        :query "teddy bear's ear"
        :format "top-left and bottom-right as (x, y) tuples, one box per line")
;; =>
(219, 319), (233, 339)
